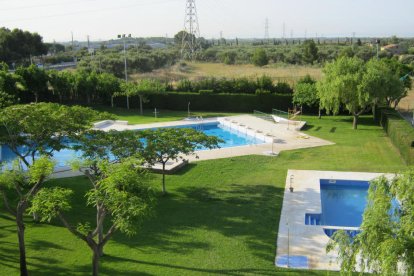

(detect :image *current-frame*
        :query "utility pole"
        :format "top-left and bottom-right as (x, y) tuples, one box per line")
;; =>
(71, 32), (74, 50)
(181, 0), (201, 60)
(118, 34), (131, 109)
(282, 22), (286, 40)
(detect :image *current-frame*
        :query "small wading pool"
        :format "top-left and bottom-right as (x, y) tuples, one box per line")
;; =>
(305, 179), (370, 237)
(0, 122), (265, 168)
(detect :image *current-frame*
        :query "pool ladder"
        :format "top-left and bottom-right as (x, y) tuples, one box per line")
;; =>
(195, 116), (204, 131)
(305, 214), (321, 226)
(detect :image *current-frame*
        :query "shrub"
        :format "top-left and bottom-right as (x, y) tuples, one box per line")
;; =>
(252, 48), (269, 67)
(275, 82), (294, 94)
(199, 90), (214, 95)
(376, 108), (414, 165)
(255, 89), (271, 95)
(116, 92), (292, 113)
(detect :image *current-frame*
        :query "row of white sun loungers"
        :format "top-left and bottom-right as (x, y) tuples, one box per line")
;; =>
(223, 118), (276, 138)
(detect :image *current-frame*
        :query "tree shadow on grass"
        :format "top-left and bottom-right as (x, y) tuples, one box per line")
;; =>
(110, 183), (285, 270)
(334, 116), (377, 127)
(104, 254), (305, 276)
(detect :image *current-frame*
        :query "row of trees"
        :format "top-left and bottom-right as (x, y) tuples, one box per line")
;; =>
(293, 57), (412, 129)
(199, 42), (392, 67)
(77, 48), (178, 78)
(0, 103), (221, 276)
(1, 62), (297, 112)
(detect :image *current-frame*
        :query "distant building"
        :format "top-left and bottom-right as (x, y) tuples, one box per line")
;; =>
(381, 44), (404, 55)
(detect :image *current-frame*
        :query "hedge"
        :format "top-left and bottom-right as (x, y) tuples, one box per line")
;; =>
(115, 92), (293, 113)
(376, 107), (414, 165)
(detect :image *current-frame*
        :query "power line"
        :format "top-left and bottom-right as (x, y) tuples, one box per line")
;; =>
(0, 0), (99, 12)
(0, 0), (182, 24)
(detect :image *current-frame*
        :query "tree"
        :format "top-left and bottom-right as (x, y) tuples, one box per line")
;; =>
(0, 27), (47, 65)
(0, 157), (54, 276)
(0, 63), (25, 107)
(174, 31), (195, 46)
(0, 103), (102, 276)
(30, 159), (156, 276)
(141, 128), (221, 195)
(96, 73), (120, 107)
(70, 129), (144, 256)
(48, 70), (73, 103)
(302, 40), (319, 64)
(293, 75), (320, 117)
(15, 64), (49, 103)
(252, 48), (269, 67)
(119, 79), (166, 115)
(317, 57), (369, 129)
(359, 59), (405, 115)
(327, 170), (414, 275)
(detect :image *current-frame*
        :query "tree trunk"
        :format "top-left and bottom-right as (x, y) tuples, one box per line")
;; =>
(34, 93), (38, 103)
(111, 96), (114, 108)
(32, 212), (39, 222)
(139, 96), (143, 115)
(372, 104), (377, 122)
(162, 163), (166, 195)
(92, 247), (100, 276)
(353, 114), (359, 130)
(318, 108), (321, 119)
(97, 206), (104, 257)
(16, 205), (28, 276)
(126, 95), (130, 110)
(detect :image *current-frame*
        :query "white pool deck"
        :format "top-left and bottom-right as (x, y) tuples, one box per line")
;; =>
(94, 115), (333, 161)
(276, 170), (394, 271)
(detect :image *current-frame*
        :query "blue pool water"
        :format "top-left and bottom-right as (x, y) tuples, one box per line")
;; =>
(0, 122), (264, 168)
(320, 179), (369, 227)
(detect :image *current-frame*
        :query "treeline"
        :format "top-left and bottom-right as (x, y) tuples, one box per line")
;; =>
(200, 43), (384, 66)
(171, 76), (293, 94)
(0, 63), (121, 107)
(0, 27), (47, 65)
(77, 48), (179, 78)
(1, 62), (297, 109)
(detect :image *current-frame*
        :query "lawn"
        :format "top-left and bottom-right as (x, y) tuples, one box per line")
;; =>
(0, 114), (407, 275)
(93, 106), (241, 125)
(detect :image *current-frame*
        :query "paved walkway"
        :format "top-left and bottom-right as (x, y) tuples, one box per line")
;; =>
(276, 170), (393, 271)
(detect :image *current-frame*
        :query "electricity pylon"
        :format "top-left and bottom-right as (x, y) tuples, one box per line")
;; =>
(264, 18), (270, 43)
(181, 0), (201, 60)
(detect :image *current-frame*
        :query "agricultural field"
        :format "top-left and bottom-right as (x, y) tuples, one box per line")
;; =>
(131, 62), (323, 85)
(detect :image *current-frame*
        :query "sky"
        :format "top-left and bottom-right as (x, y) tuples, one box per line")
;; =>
(0, 0), (413, 42)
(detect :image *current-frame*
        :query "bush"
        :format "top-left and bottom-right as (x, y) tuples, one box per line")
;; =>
(376, 108), (414, 165)
(275, 82), (294, 94)
(115, 92), (292, 113)
(255, 89), (271, 95)
(199, 90), (214, 94)
(251, 48), (269, 67)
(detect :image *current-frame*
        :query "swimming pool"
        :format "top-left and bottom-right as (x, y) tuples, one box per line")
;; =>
(0, 122), (265, 168)
(305, 179), (370, 237)
(320, 179), (369, 227)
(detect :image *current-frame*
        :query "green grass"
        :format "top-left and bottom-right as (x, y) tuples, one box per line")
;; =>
(93, 106), (241, 125)
(0, 114), (407, 275)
